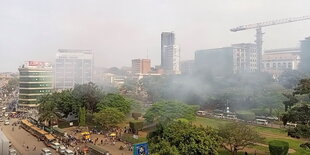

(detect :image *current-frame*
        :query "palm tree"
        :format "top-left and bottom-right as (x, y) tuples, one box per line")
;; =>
(38, 94), (60, 126)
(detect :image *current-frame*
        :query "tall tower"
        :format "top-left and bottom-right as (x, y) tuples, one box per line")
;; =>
(161, 32), (180, 74)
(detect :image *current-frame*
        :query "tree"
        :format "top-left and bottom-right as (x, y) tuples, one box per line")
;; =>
(293, 79), (310, 98)
(282, 103), (310, 125)
(79, 107), (86, 126)
(148, 121), (220, 155)
(54, 90), (77, 117)
(72, 82), (104, 113)
(282, 93), (298, 112)
(93, 107), (125, 129)
(38, 94), (60, 126)
(150, 140), (180, 155)
(254, 91), (285, 115)
(279, 70), (305, 89)
(97, 93), (132, 114)
(144, 101), (198, 123)
(218, 122), (263, 155)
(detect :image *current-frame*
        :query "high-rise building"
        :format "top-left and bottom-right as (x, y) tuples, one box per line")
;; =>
(232, 43), (257, 73)
(299, 37), (310, 73)
(180, 60), (194, 74)
(161, 32), (180, 74)
(132, 59), (151, 74)
(55, 49), (93, 90)
(18, 61), (53, 108)
(195, 43), (257, 76)
(262, 48), (301, 75)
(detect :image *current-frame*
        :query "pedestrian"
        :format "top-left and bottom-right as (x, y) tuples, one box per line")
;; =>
(33, 145), (36, 151)
(26, 145), (29, 151)
(100, 139), (103, 145)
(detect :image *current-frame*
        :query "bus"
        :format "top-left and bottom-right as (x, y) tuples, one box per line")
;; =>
(20, 119), (56, 146)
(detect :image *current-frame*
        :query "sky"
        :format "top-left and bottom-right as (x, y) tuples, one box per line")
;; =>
(0, 0), (310, 72)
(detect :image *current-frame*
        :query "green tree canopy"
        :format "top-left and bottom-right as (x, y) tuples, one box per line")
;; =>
(148, 121), (220, 155)
(218, 122), (263, 155)
(72, 82), (104, 113)
(37, 94), (60, 126)
(144, 101), (198, 123)
(97, 93), (132, 114)
(282, 103), (310, 125)
(93, 107), (125, 129)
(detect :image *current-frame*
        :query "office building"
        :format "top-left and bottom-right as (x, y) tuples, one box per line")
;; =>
(299, 37), (310, 73)
(262, 48), (301, 75)
(55, 49), (93, 90)
(180, 60), (195, 74)
(195, 43), (257, 76)
(18, 61), (53, 107)
(161, 32), (180, 74)
(132, 59), (151, 74)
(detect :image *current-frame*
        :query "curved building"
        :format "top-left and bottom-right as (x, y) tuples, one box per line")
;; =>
(18, 61), (53, 108)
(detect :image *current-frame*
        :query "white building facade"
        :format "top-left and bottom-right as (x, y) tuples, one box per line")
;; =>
(262, 48), (301, 75)
(55, 49), (93, 90)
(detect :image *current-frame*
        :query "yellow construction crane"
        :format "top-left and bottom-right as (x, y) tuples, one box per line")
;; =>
(231, 15), (310, 72)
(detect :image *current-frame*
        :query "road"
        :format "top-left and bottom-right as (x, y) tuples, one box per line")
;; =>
(1, 118), (58, 155)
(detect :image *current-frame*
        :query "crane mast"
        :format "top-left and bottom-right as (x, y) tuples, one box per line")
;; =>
(231, 15), (310, 72)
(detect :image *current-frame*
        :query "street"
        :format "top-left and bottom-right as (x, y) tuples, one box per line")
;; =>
(1, 118), (57, 155)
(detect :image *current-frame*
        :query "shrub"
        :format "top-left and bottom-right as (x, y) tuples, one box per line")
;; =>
(287, 124), (310, 139)
(268, 140), (289, 155)
(300, 142), (310, 150)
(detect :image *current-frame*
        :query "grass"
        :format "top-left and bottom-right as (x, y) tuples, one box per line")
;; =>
(193, 116), (230, 128)
(194, 116), (310, 155)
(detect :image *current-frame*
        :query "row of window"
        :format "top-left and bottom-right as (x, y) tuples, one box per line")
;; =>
(19, 89), (52, 94)
(19, 95), (40, 99)
(20, 72), (52, 76)
(19, 83), (52, 88)
(263, 62), (293, 69)
(20, 77), (52, 82)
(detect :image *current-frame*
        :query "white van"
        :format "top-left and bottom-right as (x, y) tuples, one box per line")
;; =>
(286, 122), (297, 128)
(64, 149), (74, 155)
(256, 119), (268, 125)
(58, 145), (66, 155)
(41, 148), (52, 155)
(51, 142), (60, 150)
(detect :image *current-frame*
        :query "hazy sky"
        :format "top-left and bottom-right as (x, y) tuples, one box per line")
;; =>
(1, 0), (310, 72)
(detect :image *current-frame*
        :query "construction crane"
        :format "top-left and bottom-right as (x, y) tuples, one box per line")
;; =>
(231, 15), (310, 72)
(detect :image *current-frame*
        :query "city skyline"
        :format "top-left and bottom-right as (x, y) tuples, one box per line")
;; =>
(1, 0), (310, 72)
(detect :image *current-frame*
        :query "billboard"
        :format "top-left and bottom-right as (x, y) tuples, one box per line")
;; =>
(133, 142), (148, 155)
(28, 61), (45, 66)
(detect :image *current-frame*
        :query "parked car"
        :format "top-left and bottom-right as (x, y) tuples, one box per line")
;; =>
(9, 148), (17, 155)
(64, 149), (74, 155)
(58, 145), (66, 154)
(41, 148), (52, 155)
(50, 142), (60, 150)
(4, 120), (9, 125)
(214, 113), (224, 119)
